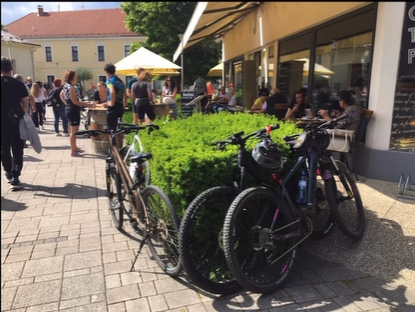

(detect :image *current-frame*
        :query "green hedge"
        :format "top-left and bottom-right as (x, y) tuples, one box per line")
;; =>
(123, 111), (301, 217)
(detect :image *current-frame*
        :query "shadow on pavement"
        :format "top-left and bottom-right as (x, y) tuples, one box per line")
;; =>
(22, 183), (104, 199)
(1, 197), (28, 211)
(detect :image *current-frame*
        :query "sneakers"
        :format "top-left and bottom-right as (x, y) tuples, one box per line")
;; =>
(5, 172), (12, 183)
(10, 178), (23, 190)
(62, 132), (69, 137)
(71, 151), (84, 157)
(75, 147), (84, 152)
(56, 132), (62, 136)
(41, 125), (45, 130)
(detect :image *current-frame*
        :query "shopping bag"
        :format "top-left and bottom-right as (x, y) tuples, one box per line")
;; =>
(326, 129), (354, 153)
(19, 113), (42, 153)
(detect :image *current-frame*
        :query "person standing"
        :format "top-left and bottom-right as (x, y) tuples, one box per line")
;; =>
(1, 57), (29, 190)
(60, 70), (95, 157)
(132, 71), (155, 125)
(126, 67), (145, 124)
(193, 72), (208, 112)
(47, 78), (69, 136)
(162, 75), (178, 119)
(31, 83), (46, 131)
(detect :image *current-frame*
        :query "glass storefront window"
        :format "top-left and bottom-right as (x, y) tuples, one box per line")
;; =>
(312, 31), (373, 114)
(268, 45), (274, 90)
(278, 49), (310, 103)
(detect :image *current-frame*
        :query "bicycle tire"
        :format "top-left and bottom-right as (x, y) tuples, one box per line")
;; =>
(310, 177), (335, 239)
(142, 185), (182, 276)
(223, 186), (298, 294)
(179, 186), (243, 295)
(325, 161), (365, 240)
(107, 164), (124, 230)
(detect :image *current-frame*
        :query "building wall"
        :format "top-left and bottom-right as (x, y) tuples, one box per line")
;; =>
(28, 36), (144, 84)
(224, 2), (371, 61)
(1, 42), (37, 79)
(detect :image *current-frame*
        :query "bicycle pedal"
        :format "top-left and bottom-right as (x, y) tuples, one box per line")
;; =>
(109, 202), (121, 211)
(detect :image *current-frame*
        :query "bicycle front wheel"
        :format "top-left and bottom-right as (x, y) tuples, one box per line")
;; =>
(107, 163), (124, 230)
(325, 161), (365, 240)
(223, 186), (298, 294)
(143, 185), (182, 276)
(179, 186), (242, 295)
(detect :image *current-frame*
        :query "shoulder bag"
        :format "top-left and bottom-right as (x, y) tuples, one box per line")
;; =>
(326, 129), (355, 153)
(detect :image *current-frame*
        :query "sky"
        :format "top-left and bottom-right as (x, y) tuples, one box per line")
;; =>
(1, 2), (122, 25)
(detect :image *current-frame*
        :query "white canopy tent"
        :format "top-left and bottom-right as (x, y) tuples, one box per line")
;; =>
(115, 47), (181, 76)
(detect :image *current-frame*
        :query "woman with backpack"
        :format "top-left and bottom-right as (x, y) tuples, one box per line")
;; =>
(47, 78), (69, 136)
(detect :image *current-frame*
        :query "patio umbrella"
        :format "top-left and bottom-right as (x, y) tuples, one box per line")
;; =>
(295, 58), (334, 76)
(114, 47), (181, 76)
(207, 63), (223, 76)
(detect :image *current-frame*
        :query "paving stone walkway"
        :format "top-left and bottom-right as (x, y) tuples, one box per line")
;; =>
(1, 118), (414, 311)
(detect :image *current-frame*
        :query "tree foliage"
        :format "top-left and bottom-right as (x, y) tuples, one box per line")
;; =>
(76, 67), (93, 89)
(120, 2), (221, 87)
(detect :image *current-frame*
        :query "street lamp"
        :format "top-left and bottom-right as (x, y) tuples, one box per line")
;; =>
(178, 34), (184, 91)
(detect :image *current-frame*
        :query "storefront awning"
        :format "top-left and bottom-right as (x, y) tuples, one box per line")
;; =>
(173, 2), (259, 62)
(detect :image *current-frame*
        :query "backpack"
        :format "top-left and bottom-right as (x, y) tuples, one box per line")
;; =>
(46, 86), (65, 107)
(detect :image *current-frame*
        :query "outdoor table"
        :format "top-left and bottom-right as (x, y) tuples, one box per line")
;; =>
(283, 117), (326, 128)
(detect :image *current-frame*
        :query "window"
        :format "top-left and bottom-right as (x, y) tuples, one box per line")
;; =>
(124, 45), (130, 57)
(45, 46), (52, 62)
(99, 75), (107, 83)
(72, 46), (79, 62)
(47, 75), (55, 85)
(98, 46), (105, 61)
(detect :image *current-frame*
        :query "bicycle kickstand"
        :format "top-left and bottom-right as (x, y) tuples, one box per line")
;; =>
(130, 232), (149, 271)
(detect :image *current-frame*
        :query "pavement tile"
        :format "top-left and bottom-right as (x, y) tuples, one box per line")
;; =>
(64, 268), (90, 278)
(34, 272), (62, 283)
(5, 252), (32, 263)
(1, 286), (18, 311)
(108, 302), (126, 312)
(31, 248), (56, 259)
(106, 274), (122, 289)
(61, 272), (105, 300)
(56, 246), (79, 256)
(26, 302), (59, 312)
(64, 250), (102, 271)
(12, 279), (62, 309)
(164, 289), (202, 309)
(138, 281), (157, 297)
(284, 285), (325, 304)
(4, 277), (34, 288)
(107, 284), (140, 304)
(120, 271), (141, 286)
(102, 241), (129, 253)
(104, 260), (133, 275)
(148, 294), (168, 312)
(59, 301), (107, 312)
(59, 295), (91, 310)
(9, 245), (34, 255)
(22, 255), (64, 278)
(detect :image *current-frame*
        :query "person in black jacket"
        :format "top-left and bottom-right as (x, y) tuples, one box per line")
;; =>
(1, 56), (29, 190)
(47, 78), (69, 136)
(263, 87), (288, 118)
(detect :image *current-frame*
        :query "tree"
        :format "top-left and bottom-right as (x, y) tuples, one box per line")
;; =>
(120, 2), (221, 88)
(76, 67), (93, 90)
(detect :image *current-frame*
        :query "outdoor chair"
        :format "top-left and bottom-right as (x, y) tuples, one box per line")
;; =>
(342, 108), (374, 181)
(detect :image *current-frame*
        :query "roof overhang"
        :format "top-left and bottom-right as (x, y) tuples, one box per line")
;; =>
(173, 2), (260, 62)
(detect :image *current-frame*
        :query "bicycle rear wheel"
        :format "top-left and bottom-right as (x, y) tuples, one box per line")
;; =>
(310, 177), (335, 239)
(223, 186), (298, 294)
(107, 163), (124, 230)
(143, 185), (182, 276)
(179, 186), (242, 295)
(325, 161), (365, 240)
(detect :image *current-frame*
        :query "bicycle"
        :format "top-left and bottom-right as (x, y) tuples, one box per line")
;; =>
(222, 114), (365, 293)
(75, 124), (182, 277)
(178, 128), (268, 295)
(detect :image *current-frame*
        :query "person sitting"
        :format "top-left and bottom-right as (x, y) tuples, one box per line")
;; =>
(209, 87), (230, 113)
(285, 90), (313, 119)
(262, 87), (288, 117)
(318, 90), (362, 131)
(251, 88), (269, 112)
(227, 87), (237, 107)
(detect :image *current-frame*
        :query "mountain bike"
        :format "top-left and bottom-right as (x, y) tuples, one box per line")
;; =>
(222, 114), (365, 293)
(75, 125), (182, 276)
(178, 127), (270, 295)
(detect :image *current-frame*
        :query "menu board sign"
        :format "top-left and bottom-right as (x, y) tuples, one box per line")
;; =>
(389, 84), (415, 152)
(181, 90), (195, 117)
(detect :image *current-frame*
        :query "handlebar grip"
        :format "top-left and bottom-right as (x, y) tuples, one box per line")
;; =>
(148, 124), (160, 130)
(75, 130), (92, 135)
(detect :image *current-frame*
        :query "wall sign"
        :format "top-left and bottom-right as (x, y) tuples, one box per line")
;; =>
(398, 2), (415, 80)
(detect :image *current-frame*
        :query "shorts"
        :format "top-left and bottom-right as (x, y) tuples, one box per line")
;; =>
(107, 108), (124, 131)
(65, 109), (81, 126)
(138, 105), (155, 121)
(133, 104), (139, 114)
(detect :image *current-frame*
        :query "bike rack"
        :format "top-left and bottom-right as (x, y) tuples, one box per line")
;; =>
(397, 174), (415, 200)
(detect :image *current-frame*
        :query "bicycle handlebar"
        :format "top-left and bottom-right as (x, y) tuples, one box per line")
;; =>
(211, 124), (280, 149)
(317, 112), (350, 130)
(75, 123), (160, 137)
